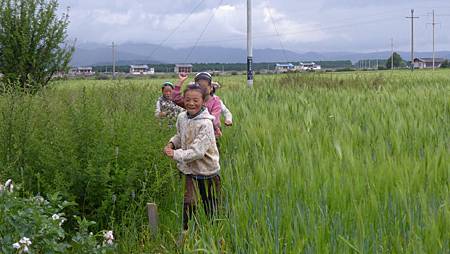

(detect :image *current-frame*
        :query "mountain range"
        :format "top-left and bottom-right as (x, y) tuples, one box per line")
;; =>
(70, 42), (450, 66)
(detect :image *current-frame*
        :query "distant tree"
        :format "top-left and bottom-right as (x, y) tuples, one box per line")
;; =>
(440, 59), (449, 68)
(0, 0), (74, 93)
(386, 52), (405, 69)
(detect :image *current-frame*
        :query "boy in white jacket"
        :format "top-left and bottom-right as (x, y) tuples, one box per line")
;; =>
(164, 83), (220, 230)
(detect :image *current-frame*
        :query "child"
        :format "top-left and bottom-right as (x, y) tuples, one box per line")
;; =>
(211, 81), (233, 126)
(172, 72), (223, 137)
(164, 84), (221, 230)
(155, 82), (185, 120)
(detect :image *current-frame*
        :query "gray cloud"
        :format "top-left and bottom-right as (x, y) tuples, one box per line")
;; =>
(58, 0), (450, 52)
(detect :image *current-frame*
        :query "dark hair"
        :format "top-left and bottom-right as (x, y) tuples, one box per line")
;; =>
(183, 83), (208, 100)
(194, 72), (212, 85)
(161, 82), (174, 91)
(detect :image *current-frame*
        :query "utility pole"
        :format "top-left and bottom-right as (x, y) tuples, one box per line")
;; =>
(428, 10), (440, 71)
(406, 9), (419, 71)
(391, 38), (394, 70)
(247, 0), (253, 87)
(112, 42), (116, 79)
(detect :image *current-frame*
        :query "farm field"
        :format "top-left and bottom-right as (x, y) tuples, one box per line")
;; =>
(0, 70), (449, 253)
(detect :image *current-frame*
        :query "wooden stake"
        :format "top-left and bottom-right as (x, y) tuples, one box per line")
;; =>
(147, 203), (158, 235)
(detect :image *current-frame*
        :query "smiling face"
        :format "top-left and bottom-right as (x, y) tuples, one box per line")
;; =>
(184, 89), (204, 115)
(162, 86), (173, 99)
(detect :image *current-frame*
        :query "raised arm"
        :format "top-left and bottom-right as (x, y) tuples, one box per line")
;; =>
(171, 73), (189, 107)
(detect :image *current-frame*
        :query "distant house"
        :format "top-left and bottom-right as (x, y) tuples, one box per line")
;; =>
(413, 58), (445, 69)
(174, 64), (193, 73)
(70, 67), (94, 76)
(275, 63), (295, 73)
(299, 62), (321, 71)
(129, 65), (154, 75)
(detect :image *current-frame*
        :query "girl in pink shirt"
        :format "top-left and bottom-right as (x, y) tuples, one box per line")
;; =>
(172, 72), (223, 137)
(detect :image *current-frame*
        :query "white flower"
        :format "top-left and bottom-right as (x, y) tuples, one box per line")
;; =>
(103, 230), (114, 245)
(5, 179), (12, 187)
(52, 214), (60, 220)
(4, 179), (13, 192)
(59, 218), (66, 226)
(19, 237), (31, 246)
(13, 237), (32, 254)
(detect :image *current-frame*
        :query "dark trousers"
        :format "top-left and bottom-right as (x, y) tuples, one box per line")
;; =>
(183, 174), (221, 230)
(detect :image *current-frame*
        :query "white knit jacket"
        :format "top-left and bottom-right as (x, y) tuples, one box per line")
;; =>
(169, 109), (220, 176)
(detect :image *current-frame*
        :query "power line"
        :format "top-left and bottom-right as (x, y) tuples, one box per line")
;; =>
(160, 15), (401, 46)
(148, 0), (206, 60)
(427, 10), (441, 71)
(184, 0), (224, 62)
(265, 1), (289, 63)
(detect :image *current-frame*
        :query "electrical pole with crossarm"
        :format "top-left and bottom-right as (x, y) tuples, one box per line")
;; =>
(406, 9), (419, 71)
(391, 38), (394, 70)
(111, 42), (116, 79)
(428, 10), (440, 71)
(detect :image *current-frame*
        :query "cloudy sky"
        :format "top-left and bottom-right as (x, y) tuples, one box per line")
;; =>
(58, 0), (450, 52)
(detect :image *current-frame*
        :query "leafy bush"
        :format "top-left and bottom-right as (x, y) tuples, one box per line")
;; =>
(0, 180), (116, 253)
(0, 83), (177, 230)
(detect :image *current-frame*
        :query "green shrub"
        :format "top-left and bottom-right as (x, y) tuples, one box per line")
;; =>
(0, 180), (116, 253)
(0, 83), (177, 231)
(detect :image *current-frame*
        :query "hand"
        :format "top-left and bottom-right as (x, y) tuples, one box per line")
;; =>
(165, 142), (175, 150)
(164, 146), (174, 158)
(178, 73), (189, 83)
(224, 120), (233, 126)
(159, 112), (167, 117)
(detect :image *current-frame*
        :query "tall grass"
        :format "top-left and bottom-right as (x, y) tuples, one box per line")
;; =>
(212, 70), (449, 253)
(0, 70), (449, 253)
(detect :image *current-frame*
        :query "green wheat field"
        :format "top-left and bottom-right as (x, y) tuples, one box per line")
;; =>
(1, 70), (449, 253)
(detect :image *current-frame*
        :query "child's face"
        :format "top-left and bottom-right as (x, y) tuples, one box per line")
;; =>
(197, 80), (211, 95)
(162, 86), (172, 99)
(184, 90), (204, 115)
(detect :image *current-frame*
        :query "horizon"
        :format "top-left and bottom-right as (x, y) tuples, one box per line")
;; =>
(75, 41), (450, 55)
